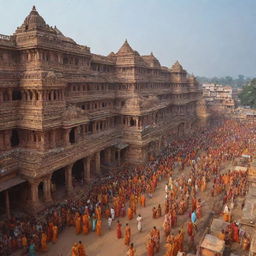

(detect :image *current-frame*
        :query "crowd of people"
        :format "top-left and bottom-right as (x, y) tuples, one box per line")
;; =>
(0, 117), (255, 256)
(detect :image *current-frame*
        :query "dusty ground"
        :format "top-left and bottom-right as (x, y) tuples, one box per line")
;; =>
(39, 162), (228, 256)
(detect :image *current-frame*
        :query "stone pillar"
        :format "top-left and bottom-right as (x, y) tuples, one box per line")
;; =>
(64, 129), (71, 146)
(65, 164), (73, 194)
(117, 149), (121, 166)
(31, 182), (39, 204)
(43, 176), (52, 203)
(0, 132), (4, 150)
(74, 128), (78, 143)
(5, 190), (11, 219)
(111, 148), (116, 163)
(105, 148), (112, 164)
(83, 157), (91, 182)
(39, 132), (45, 150)
(51, 130), (56, 148)
(4, 130), (11, 150)
(95, 152), (101, 174)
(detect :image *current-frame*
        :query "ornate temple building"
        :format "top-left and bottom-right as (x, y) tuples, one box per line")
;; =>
(0, 7), (204, 214)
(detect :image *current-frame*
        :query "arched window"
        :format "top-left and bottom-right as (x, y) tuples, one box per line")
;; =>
(3, 90), (9, 101)
(12, 90), (22, 101)
(11, 129), (19, 147)
(69, 128), (75, 144)
(130, 118), (136, 127)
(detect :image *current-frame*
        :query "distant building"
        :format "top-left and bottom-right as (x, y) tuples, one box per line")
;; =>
(202, 83), (236, 113)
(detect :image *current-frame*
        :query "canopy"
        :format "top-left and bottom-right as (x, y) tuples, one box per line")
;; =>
(200, 234), (225, 253)
(0, 177), (26, 192)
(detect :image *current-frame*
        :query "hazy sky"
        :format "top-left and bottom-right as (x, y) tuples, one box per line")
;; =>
(1, 0), (256, 77)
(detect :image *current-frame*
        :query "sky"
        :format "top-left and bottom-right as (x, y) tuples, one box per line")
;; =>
(0, 0), (256, 77)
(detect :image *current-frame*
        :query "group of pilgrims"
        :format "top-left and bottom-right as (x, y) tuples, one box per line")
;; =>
(0, 117), (255, 256)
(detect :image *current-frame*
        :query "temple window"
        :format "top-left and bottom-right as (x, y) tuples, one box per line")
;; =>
(3, 90), (9, 101)
(11, 129), (19, 147)
(88, 123), (92, 133)
(63, 57), (68, 65)
(130, 118), (136, 127)
(69, 128), (75, 144)
(12, 90), (22, 101)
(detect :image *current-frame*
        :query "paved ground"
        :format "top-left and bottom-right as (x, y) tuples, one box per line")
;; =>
(40, 162), (226, 256)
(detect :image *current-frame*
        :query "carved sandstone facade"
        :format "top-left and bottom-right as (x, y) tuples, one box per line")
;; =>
(0, 7), (203, 213)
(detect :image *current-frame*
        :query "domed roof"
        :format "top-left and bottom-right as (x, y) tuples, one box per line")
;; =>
(15, 6), (50, 33)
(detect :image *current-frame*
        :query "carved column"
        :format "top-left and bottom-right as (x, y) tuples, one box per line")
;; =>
(65, 164), (73, 194)
(51, 130), (56, 148)
(5, 190), (11, 219)
(105, 148), (112, 164)
(0, 91), (3, 102)
(0, 132), (4, 150)
(4, 130), (11, 150)
(30, 182), (39, 204)
(117, 149), (121, 166)
(43, 175), (52, 203)
(64, 129), (71, 146)
(83, 157), (91, 182)
(7, 89), (12, 102)
(95, 152), (101, 174)
(111, 148), (116, 163)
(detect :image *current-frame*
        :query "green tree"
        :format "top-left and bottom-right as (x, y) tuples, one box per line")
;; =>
(239, 78), (256, 108)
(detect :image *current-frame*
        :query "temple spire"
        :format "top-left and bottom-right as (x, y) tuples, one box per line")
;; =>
(117, 39), (134, 55)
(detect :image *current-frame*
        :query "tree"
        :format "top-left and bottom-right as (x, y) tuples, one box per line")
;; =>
(238, 78), (256, 108)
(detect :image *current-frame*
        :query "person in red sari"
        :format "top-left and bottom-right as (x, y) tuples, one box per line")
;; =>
(231, 223), (239, 242)
(117, 220), (122, 239)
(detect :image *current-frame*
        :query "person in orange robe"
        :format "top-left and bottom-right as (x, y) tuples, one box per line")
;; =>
(165, 241), (174, 256)
(52, 225), (58, 243)
(152, 207), (157, 219)
(146, 238), (155, 256)
(47, 222), (53, 242)
(96, 206), (102, 220)
(156, 204), (162, 218)
(105, 207), (110, 219)
(78, 241), (87, 256)
(82, 213), (89, 235)
(187, 220), (193, 237)
(127, 242), (135, 256)
(41, 232), (48, 252)
(117, 220), (122, 239)
(75, 215), (82, 234)
(21, 234), (28, 249)
(140, 194), (146, 207)
(96, 219), (102, 236)
(128, 207), (133, 220)
(71, 242), (79, 256)
(124, 223), (131, 246)
(177, 229), (184, 252)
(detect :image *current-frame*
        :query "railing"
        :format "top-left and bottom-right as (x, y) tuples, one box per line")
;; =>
(0, 34), (11, 40)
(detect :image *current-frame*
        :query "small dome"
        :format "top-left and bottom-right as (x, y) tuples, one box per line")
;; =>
(16, 6), (48, 32)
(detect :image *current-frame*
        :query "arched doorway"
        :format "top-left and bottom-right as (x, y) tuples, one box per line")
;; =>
(178, 122), (185, 136)
(38, 182), (44, 202)
(11, 129), (19, 147)
(51, 168), (66, 199)
(72, 159), (84, 186)
(69, 128), (76, 144)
